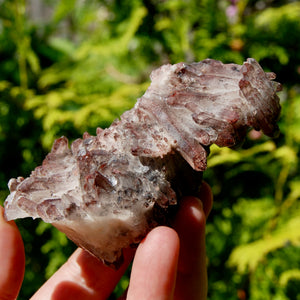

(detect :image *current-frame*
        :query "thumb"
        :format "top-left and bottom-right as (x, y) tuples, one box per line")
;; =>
(0, 206), (25, 300)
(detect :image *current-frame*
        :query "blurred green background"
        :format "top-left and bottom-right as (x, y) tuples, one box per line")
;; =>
(0, 0), (300, 299)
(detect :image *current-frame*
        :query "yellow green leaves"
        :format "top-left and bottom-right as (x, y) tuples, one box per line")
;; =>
(228, 214), (300, 273)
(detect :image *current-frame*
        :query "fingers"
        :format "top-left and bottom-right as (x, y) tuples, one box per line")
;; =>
(127, 226), (180, 300)
(31, 247), (135, 300)
(172, 181), (213, 300)
(126, 181), (213, 300)
(0, 206), (25, 300)
(30, 181), (212, 300)
(198, 181), (213, 219)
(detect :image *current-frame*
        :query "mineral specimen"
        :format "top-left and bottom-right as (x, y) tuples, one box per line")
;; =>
(4, 58), (281, 268)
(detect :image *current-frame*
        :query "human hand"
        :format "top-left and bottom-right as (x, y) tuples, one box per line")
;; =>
(0, 204), (25, 300)
(0, 182), (212, 300)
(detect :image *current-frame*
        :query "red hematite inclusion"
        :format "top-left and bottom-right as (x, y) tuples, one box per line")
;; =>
(4, 58), (281, 268)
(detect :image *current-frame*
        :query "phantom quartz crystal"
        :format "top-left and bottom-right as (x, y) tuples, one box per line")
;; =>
(4, 58), (281, 268)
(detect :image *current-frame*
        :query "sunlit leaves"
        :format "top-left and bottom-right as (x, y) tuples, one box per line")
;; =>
(228, 215), (300, 273)
(1, 0), (300, 299)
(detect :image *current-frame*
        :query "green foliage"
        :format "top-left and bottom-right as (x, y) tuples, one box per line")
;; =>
(0, 0), (299, 299)
(249, 246), (300, 300)
(228, 213), (300, 272)
(35, 221), (76, 279)
(249, 2), (300, 65)
(0, 81), (44, 186)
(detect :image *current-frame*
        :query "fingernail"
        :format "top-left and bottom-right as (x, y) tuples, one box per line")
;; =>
(190, 200), (204, 221)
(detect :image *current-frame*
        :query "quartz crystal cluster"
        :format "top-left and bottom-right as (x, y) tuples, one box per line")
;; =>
(4, 58), (281, 268)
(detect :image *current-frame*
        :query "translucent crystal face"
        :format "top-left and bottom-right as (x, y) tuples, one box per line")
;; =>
(4, 58), (281, 267)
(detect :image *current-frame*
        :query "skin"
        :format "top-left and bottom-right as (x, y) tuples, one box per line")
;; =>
(0, 182), (213, 300)
(0, 206), (25, 300)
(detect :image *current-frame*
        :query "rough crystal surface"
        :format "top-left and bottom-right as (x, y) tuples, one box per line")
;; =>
(4, 58), (281, 268)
